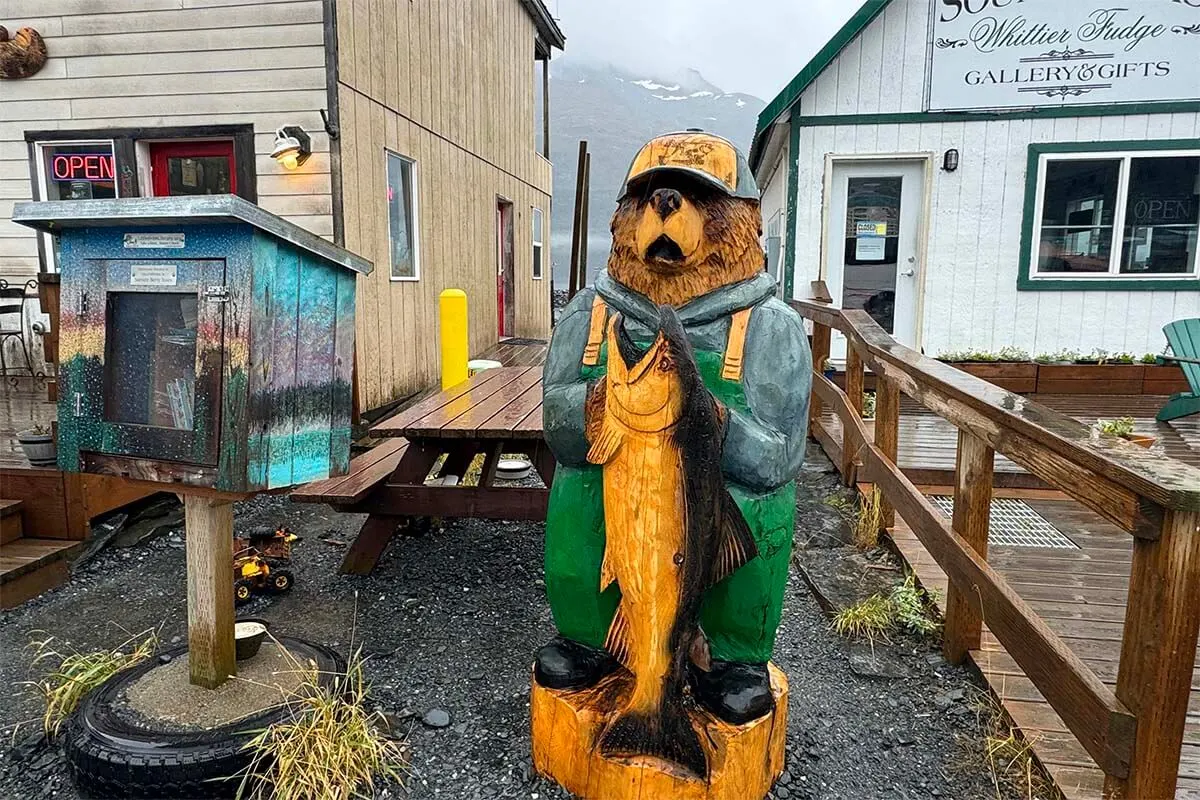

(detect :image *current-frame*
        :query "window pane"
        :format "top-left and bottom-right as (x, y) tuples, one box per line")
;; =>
(165, 156), (232, 195)
(1040, 160), (1120, 227)
(104, 293), (197, 430)
(1037, 228), (1113, 273)
(533, 243), (543, 279)
(387, 153), (417, 279)
(42, 143), (117, 201)
(532, 207), (543, 243)
(1120, 156), (1199, 275)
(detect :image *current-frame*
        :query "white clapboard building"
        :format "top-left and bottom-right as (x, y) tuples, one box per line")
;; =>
(751, 0), (1199, 358)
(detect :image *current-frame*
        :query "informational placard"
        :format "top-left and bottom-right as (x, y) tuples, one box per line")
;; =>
(927, 0), (1200, 111)
(130, 264), (178, 286)
(124, 232), (185, 249)
(855, 221), (888, 262)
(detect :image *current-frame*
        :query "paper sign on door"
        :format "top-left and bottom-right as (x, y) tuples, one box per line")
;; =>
(854, 221), (887, 262)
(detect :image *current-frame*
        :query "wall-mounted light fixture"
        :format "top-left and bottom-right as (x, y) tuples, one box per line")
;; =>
(271, 126), (312, 171)
(942, 148), (960, 173)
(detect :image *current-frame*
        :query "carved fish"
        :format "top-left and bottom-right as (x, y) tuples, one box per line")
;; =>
(586, 304), (756, 778)
(0, 26), (48, 80)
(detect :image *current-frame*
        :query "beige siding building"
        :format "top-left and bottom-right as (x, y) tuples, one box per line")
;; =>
(0, 0), (562, 413)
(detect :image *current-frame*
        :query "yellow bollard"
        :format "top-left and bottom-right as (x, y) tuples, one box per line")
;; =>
(439, 289), (469, 389)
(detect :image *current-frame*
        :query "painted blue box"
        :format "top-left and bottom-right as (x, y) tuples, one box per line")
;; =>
(13, 195), (372, 493)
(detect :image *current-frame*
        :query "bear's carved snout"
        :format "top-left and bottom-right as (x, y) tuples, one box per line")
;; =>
(649, 188), (683, 220)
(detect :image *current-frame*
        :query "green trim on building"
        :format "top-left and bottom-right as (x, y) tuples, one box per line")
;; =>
(783, 106), (800, 300)
(1017, 139), (1200, 293)
(791, 102), (1200, 130)
(749, 0), (893, 171)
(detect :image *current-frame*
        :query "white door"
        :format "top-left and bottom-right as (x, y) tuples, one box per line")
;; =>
(824, 160), (925, 359)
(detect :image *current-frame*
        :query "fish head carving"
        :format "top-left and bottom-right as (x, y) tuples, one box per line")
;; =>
(605, 323), (686, 430)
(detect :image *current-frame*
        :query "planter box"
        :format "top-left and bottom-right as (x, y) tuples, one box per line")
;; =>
(1036, 364), (1145, 395)
(1142, 364), (1190, 396)
(950, 362), (1039, 394)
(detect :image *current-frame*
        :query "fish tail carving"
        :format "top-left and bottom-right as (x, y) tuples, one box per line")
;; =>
(597, 699), (707, 779)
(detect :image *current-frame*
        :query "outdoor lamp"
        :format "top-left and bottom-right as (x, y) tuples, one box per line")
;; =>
(942, 149), (960, 173)
(271, 126), (311, 170)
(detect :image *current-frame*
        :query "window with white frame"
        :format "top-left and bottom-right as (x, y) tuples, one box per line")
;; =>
(386, 150), (419, 280)
(1031, 149), (1199, 279)
(532, 206), (544, 280)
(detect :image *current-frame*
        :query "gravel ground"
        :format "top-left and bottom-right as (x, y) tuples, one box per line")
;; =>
(0, 447), (1047, 800)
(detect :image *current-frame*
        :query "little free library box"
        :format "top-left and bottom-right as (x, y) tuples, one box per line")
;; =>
(13, 196), (372, 494)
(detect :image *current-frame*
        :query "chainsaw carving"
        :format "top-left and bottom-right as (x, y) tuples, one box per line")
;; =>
(0, 26), (48, 80)
(533, 131), (812, 799)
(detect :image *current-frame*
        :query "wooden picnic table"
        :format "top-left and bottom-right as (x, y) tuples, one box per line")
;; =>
(294, 367), (555, 574)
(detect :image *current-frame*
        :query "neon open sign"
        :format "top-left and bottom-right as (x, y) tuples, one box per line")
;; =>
(51, 153), (115, 182)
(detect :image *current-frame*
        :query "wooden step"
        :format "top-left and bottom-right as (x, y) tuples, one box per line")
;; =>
(0, 499), (22, 545)
(0, 537), (81, 609)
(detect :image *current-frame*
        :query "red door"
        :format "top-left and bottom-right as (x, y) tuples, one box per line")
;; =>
(496, 200), (515, 337)
(150, 141), (236, 197)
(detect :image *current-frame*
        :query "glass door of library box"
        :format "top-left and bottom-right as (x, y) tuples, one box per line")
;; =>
(82, 258), (226, 465)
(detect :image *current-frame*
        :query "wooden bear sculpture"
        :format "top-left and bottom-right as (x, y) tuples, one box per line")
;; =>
(533, 131), (812, 799)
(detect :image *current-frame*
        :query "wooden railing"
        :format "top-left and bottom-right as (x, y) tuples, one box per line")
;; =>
(792, 298), (1200, 799)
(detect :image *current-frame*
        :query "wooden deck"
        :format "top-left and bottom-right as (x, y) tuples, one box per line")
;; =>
(817, 394), (1199, 487)
(891, 502), (1200, 799)
(476, 337), (548, 368)
(813, 390), (1200, 797)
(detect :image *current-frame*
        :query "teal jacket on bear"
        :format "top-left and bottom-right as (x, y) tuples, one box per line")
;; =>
(543, 269), (812, 495)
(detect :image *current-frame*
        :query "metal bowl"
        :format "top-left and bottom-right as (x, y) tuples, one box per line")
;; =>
(234, 618), (269, 661)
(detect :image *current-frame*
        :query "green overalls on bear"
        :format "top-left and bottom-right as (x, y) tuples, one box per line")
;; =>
(542, 275), (811, 664)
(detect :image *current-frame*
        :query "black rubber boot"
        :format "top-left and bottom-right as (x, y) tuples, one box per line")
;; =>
(534, 636), (618, 690)
(689, 660), (774, 724)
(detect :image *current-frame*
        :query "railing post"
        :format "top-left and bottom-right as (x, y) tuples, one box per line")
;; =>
(943, 429), (994, 664)
(874, 376), (899, 531)
(841, 346), (864, 486)
(1104, 509), (1200, 800)
(809, 322), (831, 426)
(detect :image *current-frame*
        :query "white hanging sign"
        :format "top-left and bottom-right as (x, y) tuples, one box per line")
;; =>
(927, 0), (1200, 111)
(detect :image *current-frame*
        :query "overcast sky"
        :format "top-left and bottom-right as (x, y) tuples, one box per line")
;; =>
(549, 0), (862, 100)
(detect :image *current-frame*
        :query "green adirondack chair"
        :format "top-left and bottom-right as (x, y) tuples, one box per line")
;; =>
(1157, 318), (1200, 422)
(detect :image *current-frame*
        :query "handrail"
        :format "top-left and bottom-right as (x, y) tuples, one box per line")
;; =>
(792, 298), (1200, 533)
(791, 296), (1200, 798)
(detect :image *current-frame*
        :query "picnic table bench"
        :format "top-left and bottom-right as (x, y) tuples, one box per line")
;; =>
(292, 367), (555, 574)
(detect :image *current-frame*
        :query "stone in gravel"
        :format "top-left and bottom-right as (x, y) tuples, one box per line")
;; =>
(422, 708), (451, 728)
(847, 644), (909, 679)
(933, 693), (953, 709)
(469, 670), (485, 680)
(777, 787), (790, 799)
(157, 653), (172, 665)
(779, 770), (792, 785)
(10, 732), (44, 761)
(30, 752), (58, 772)
(947, 688), (965, 702)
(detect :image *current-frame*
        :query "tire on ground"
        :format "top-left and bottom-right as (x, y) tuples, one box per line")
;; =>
(63, 637), (343, 799)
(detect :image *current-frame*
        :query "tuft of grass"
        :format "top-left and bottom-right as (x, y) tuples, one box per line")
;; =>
(234, 644), (408, 800)
(823, 493), (854, 513)
(890, 574), (940, 636)
(831, 594), (894, 644)
(963, 686), (1061, 800)
(831, 573), (940, 644)
(853, 487), (883, 550)
(28, 629), (158, 736)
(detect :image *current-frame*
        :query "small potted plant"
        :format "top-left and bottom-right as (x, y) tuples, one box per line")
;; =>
(17, 423), (56, 466)
(1094, 417), (1156, 448)
(861, 391), (876, 420)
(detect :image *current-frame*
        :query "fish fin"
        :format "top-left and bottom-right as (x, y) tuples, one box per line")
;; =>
(599, 549), (618, 593)
(598, 704), (708, 779)
(603, 602), (633, 669)
(710, 492), (758, 585)
(586, 418), (624, 465)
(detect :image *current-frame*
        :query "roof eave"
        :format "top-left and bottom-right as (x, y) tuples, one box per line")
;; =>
(520, 0), (566, 54)
(748, 0), (893, 172)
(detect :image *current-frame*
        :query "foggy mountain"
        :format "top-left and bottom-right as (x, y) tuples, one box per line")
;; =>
(541, 57), (766, 285)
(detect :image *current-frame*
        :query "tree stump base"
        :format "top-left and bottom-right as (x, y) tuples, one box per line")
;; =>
(531, 663), (788, 800)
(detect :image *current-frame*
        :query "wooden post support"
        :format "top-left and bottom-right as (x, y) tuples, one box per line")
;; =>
(567, 140), (588, 300)
(874, 376), (899, 530)
(841, 346), (864, 486)
(184, 494), (236, 689)
(809, 323), (831, 426)
(943, 430), (994, 665)
(1104, 510), (1200, 800)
